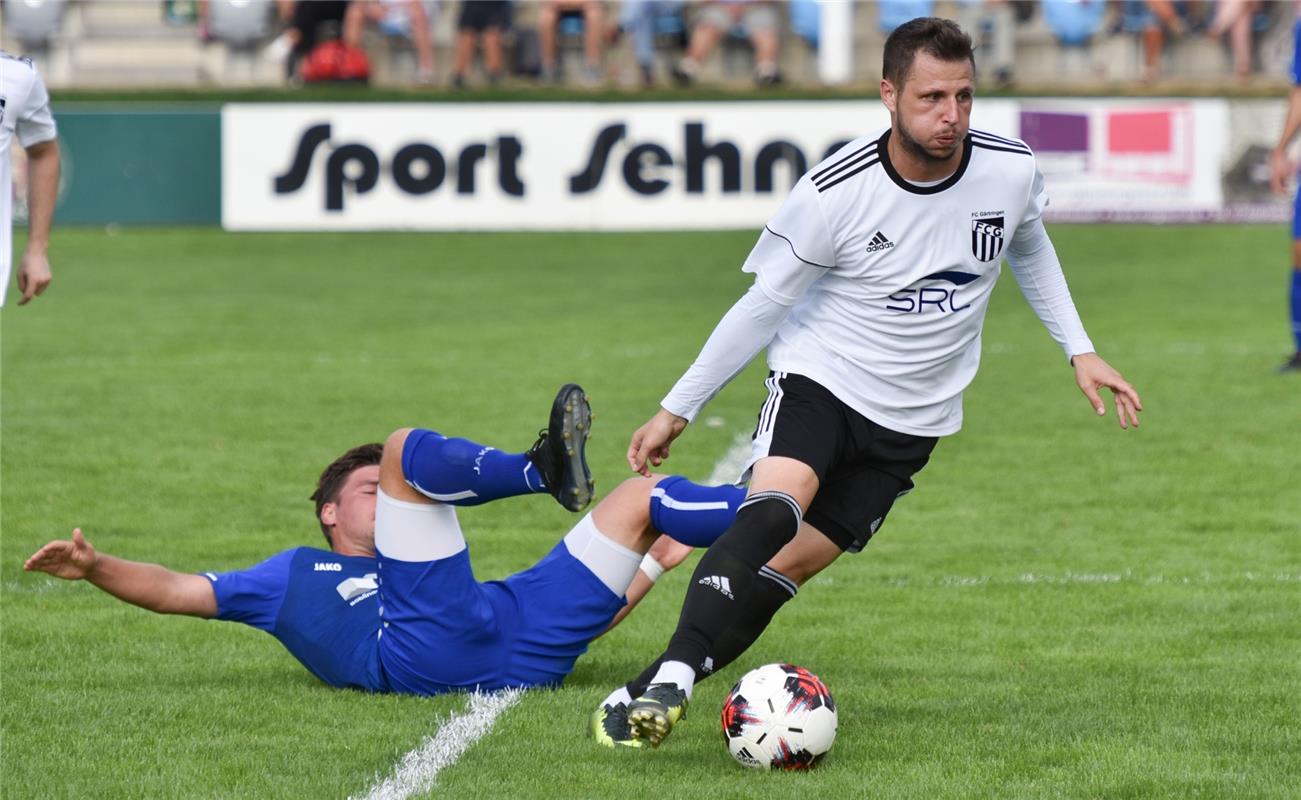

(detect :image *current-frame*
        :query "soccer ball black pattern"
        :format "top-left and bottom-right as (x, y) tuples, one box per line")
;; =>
(720, 663), (838, 770)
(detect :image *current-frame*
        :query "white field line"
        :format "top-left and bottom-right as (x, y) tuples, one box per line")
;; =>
(706, 431), (754, 486)
(353, 688), (522, 800)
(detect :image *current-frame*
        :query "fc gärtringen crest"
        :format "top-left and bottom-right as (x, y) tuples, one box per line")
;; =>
(971, 215), (1004, 262)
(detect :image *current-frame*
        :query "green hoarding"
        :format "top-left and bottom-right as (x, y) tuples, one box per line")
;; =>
(49, 110), (221, 225)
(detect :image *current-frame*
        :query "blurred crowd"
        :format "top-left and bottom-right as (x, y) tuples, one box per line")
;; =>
(1, 0), (1295, 89)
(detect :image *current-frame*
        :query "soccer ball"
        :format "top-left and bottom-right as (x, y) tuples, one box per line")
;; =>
(720, 663), (838, 770)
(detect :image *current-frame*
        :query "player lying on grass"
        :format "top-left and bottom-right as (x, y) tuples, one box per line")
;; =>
(24, 384), (776, 697)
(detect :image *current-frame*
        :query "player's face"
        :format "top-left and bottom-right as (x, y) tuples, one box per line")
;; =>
(882, 52), (974, 165)
(325, 465), (380, 555)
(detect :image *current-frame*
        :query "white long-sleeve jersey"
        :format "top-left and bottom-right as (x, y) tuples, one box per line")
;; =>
(663, 127), (1094, 437)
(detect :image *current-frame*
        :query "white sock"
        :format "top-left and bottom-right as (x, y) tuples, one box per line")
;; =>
(601, 686), (632, 708)
(649, 660), (696, 699)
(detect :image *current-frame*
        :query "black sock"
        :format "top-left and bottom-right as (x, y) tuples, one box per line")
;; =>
(625, 566), (798, 698)
(659, 491), (802, 673)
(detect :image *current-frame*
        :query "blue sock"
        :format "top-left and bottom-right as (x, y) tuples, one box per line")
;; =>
(650, 476), (747, 547)
(401, 429), (545, 506)
(1291, 270), (1301, 352)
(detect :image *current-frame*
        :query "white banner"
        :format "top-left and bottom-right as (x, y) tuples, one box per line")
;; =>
(1012, 98), (1228, 221)
(221, 101), (1021, 231)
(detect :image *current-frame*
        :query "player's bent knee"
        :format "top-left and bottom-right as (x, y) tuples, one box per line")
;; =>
(591, 475), (660, 549)
(380, 428), (417, 492)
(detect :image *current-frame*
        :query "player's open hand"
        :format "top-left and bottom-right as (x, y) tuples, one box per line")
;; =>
(627, 408), (688, 476)
(1270, 147), (1297, 196)
(24, 528), (98, 580)
(1072, 353), (1143, 430)
(17, 249), (52, 305)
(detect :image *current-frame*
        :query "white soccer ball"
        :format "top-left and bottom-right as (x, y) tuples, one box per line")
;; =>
(720, 663), (838, 770)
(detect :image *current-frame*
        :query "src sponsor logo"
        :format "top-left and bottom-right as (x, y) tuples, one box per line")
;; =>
(273, 123), (525, 211)
(885, 270), (979, 314)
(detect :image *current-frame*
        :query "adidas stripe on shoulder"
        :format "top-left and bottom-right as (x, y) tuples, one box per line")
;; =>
(812, 140), (881, 193)
(970, 129), (1032, 157)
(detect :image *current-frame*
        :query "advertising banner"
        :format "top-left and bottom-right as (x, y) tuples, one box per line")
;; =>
(221, 101), (1021, 231)
(47, 111), (221, 225)
(1013, 98), (1229, 222)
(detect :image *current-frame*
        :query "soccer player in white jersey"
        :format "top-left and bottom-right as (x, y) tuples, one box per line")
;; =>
(591, 17), (1144, 749)
(0, 51), (59, 306)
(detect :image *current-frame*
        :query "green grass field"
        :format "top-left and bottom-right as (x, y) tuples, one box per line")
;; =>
(2, 225), (1297, 799)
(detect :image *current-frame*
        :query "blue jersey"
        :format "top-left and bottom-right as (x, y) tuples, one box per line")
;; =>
(1292, 18), (1301, 85)
(205, 548), (385, 691)
(204, 541), (623, 695)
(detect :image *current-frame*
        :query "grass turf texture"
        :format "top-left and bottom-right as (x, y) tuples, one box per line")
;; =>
(2, 225), (1297, 798)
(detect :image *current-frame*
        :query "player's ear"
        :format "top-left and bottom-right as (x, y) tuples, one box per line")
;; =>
(320, 502), (338, 528)
(880, 78), (897, 114)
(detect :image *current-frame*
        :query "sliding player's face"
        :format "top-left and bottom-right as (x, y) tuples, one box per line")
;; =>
(886, 52), (974, 164)
(323, 465), (380, 555)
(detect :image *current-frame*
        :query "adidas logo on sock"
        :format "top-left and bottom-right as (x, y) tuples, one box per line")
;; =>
(865, 231), (895, 253)
(697, 575), (734, 599)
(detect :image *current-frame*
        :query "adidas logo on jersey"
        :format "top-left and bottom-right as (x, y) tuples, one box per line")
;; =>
(698, 575), (734, 599)
(865, 231), (895, 253)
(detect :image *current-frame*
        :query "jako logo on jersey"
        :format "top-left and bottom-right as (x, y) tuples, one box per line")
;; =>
(865, 231), (895, 253)
(273, 123), (525, 211)
(971, 214), (1005, 262)
(315, 562), (343, 572)
(698, 575), (735, 599)
(885, 270), (979, 314)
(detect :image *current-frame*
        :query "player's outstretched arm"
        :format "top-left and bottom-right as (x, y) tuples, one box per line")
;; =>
(1071, 353), (1143, 430)
(24, 528), (217, 617)
(627, 408), (689, 476)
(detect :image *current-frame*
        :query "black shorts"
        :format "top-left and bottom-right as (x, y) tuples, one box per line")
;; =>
(750, 372), (938, 553)
(458, 1), (511, 32)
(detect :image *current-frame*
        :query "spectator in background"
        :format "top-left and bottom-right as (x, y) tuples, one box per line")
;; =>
(1267, 9), (1301, 372)
(453, 0), (511, 88)
(0, 52), (59, 307)
(266, 0), (351, 78)
(1205, 0), (1261, 82)
(877, 0), (935, 33)
(537, 0), (607, 85)
(955, 0), (1016, 87)
(671, 1), (783, 88)
(1120, 0), (1207, 82)
(1043, 0), (1107, 77)
(343, 0), (438, 84)
(618, 0), (685, 87)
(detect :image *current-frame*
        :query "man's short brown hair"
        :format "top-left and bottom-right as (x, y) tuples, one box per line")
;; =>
(310, 443), (383, 547)
(882, 17), (975, 89)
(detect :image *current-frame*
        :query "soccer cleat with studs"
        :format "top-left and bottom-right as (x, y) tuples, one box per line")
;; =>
(526, 383), (595, 512)
(626, 683), (688, 748)
(589, 702), (643, 749)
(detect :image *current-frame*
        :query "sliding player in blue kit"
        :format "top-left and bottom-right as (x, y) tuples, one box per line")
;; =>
(23, 385), (750, 697)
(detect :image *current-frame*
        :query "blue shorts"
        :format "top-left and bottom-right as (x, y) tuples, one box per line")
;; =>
(376, 541), (624, 695)
(496, 541), (627, 689)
